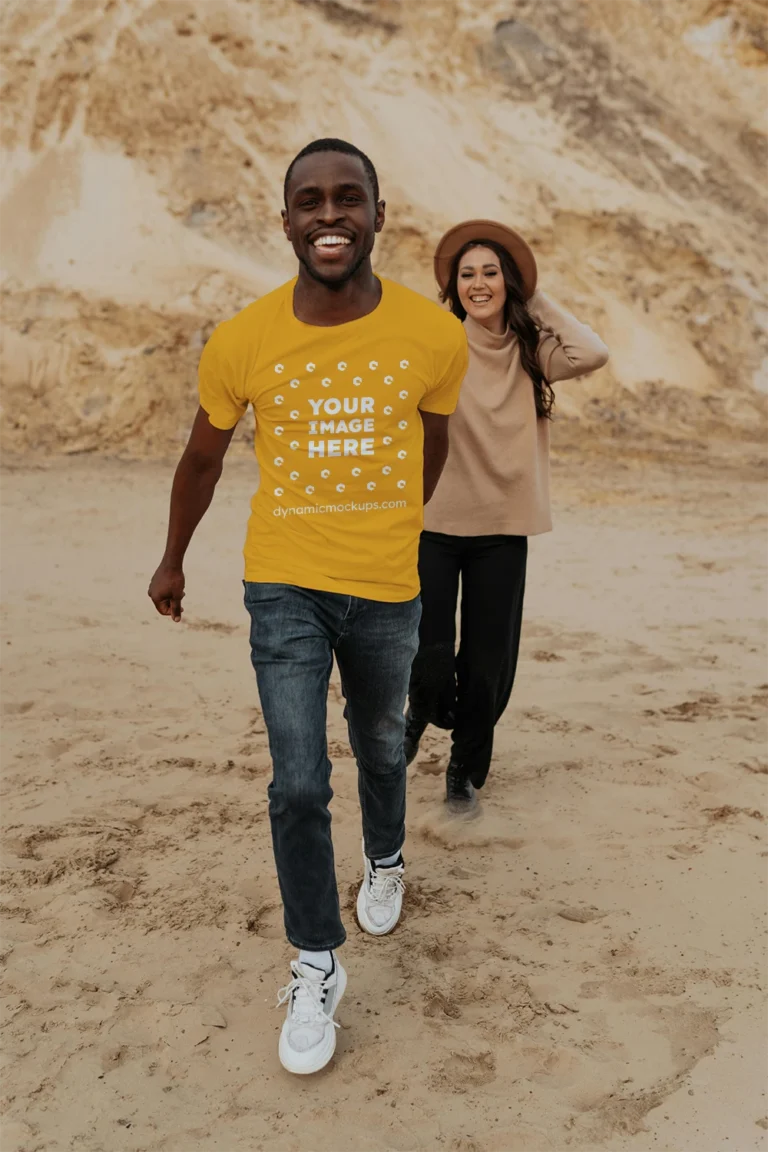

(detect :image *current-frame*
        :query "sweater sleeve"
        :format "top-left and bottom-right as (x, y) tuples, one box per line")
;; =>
(528, 290), (609, 383)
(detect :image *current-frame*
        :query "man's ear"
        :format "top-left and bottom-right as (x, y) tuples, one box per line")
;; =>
(374, 199), (386, 234)
(281, 208), (291, 241)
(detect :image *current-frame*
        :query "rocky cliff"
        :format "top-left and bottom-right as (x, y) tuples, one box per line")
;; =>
(1, 0), (765, 457)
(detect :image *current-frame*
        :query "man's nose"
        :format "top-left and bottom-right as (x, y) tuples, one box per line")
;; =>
(317, 197), (344, 224)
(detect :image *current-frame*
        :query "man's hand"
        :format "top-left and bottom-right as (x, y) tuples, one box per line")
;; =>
(148, 562), (185, 622)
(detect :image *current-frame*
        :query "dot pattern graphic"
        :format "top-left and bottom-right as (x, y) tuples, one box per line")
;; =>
(259, 354), (425, 511)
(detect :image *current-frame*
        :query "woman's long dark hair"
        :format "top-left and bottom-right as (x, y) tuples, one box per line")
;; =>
(442, 239), (555, 419)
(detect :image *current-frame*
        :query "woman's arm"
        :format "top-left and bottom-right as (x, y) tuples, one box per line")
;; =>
(529, 290), (609, 383)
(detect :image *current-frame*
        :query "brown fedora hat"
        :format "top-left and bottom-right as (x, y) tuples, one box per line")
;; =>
(434, 219), (538, 300)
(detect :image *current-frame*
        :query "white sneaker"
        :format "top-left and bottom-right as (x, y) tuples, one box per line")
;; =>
(356, 844), (405, 935)
(277, 956), (347, 1075)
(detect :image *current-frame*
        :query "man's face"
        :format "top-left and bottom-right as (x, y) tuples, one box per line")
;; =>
(282, 152), (385, 287)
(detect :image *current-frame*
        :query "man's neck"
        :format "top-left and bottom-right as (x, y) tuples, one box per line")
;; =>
(292, 263), (382, 327)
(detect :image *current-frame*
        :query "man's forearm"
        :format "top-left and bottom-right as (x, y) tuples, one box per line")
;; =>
(162, 453), (223, 566)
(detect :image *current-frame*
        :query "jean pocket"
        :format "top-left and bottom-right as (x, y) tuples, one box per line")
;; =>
(244, 580), (284, 607)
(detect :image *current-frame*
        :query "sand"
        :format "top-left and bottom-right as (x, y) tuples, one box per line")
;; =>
(1, 452), (766, 1152)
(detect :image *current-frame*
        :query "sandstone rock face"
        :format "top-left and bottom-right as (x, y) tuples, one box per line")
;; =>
(1, 0), (765, 456)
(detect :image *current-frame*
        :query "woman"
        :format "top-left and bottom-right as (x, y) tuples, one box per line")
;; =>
(406, 219), (609, 811)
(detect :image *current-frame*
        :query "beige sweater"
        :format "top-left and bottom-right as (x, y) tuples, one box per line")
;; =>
(424, 291), (609, 537)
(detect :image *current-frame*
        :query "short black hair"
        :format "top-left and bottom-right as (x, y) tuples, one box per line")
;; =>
(283, 138), (379, 206)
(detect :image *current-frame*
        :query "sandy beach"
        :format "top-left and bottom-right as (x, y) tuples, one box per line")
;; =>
(1, 0), (767, 1146)
(1, 451), (766, 1152)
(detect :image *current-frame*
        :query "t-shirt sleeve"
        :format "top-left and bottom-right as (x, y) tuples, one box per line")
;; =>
(198, 324), (248, 430)
(419, 320), (469, 415)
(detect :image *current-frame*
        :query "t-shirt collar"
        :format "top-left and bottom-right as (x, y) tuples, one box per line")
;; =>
(290, 276), (387, 330)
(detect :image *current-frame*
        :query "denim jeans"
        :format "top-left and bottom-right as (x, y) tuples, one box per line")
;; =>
(244, 582), (421, 951)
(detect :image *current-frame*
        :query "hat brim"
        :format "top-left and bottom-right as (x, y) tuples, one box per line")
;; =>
(433, 219), (538, 300)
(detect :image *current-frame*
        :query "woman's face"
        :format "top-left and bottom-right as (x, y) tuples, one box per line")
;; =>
(456, 245), (507, 331)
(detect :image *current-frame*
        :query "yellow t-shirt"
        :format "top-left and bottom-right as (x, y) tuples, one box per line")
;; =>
(199, 277), (468, 602)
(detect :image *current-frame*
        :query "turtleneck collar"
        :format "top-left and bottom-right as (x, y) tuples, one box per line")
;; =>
(463, 312), (514, 351)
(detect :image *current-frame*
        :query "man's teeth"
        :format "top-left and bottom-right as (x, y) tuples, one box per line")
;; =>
(314, 236), (351, 247)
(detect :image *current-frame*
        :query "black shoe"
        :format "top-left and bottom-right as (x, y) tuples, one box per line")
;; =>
(446, 760), (477, 813)
(403, 709), (427, 766)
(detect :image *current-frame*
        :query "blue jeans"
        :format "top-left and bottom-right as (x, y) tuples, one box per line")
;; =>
(244, 582), (421, 951)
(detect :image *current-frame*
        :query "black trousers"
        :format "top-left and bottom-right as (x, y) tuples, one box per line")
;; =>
(408, 531), (527, 788)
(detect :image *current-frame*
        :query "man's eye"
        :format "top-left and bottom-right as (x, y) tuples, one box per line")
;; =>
(342, 196), (361, 205)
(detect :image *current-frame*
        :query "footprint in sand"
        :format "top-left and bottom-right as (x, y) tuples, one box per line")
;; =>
(432, 1049), (496, 1092)
(2, 699), (35, 716)
(741, 757), (768, 775)
(424, 987), (462, 1019)
(557, 906), (607, 924)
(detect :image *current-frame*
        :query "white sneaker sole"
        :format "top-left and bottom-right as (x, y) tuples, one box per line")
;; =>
(356, 881), (402, 936)
(278, 964), (347, 1075)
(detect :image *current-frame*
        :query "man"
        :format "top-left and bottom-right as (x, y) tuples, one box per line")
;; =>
(148, 138), (467, 1075)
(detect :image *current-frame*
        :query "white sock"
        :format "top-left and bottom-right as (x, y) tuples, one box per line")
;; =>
(374, 850), (401, 868)
(298, 949), (333, 975)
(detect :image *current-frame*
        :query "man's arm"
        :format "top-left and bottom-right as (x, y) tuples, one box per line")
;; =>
(420, 410), (450, 506)
(148, 407), (236, 621)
